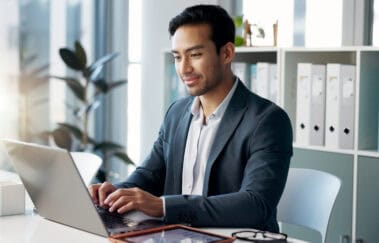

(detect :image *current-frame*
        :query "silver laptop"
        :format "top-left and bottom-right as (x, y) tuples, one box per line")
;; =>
(2, 139), (163, 237)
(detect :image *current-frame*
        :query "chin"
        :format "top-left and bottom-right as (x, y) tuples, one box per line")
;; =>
(185, 83), (209, 96)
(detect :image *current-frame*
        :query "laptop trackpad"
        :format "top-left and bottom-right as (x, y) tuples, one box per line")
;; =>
(96, 205), (164, 234)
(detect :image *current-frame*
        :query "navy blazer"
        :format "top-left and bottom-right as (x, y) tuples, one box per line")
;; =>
(117, 80), (293, 232)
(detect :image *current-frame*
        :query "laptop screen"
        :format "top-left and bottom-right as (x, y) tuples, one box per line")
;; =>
(2, 140), (109, 237)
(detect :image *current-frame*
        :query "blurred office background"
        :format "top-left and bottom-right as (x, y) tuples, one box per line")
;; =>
(0, 0), (378, 180)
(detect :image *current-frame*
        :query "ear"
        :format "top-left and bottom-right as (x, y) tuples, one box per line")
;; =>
(220, 42), (235, 64)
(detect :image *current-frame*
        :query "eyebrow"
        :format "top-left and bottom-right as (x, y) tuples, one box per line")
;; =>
(171, 45), (205, 54)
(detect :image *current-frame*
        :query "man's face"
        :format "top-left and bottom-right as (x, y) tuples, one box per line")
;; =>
(171, 24), (224, 97)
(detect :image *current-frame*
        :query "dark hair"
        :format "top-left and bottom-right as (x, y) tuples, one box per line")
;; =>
(168, 4), (235, 54)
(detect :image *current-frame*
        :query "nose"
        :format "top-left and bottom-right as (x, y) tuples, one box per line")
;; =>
(179, 57), (193, 74)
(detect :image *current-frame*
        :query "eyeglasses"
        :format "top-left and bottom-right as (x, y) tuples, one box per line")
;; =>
(231, 230), (287, 242)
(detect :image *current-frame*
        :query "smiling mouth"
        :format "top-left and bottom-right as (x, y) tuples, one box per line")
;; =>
(182, 76), (200, 86)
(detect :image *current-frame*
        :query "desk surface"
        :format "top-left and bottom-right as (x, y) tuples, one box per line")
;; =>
(0, 170), (307, 243)
(0, 210), (308, 243)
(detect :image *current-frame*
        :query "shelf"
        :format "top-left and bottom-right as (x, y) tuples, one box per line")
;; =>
(293, 143), (355, 155)
(235, 46), (279, 53)
(293, 145), (379, 158)
(357, 150), (379, 158)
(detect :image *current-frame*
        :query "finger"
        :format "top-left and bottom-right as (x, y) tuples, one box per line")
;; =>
(109, 195), (135, 213)
(105, 188), (135, 205)
(104, 190), (120, 206)
(98, 182), (114, 207)
(88, 184), (100, 204)
(117, 201), (136, 214)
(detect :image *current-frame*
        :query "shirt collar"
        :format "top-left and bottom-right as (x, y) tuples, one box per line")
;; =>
(190, 77), (239, 118)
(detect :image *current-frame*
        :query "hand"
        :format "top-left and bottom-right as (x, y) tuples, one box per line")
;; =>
(88, 182), (117, 207)
(104, 187), (164, 217)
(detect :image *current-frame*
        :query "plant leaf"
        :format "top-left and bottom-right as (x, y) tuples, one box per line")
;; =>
(52, 127), (72, 150)
(105, 80), (127, 93)
(88, 53), (119, 73)
(111, 151), (135, 166)
(234, 15), (243, 28)
(50, 75), (85, 102)
(75, 41), (87, 68)
(59, 48), (83, 70)
(94, 141), (124, 152)
(57, 122), (83, 140)
(234, 35), (244, 46)
(93, 79), (127, 93)
(56, 123), (96, 145)
(87, 136), (96, 144)
(93, 79), (108, 93)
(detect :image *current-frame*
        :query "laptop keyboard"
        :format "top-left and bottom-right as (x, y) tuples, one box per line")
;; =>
(95, 204), (139, 229)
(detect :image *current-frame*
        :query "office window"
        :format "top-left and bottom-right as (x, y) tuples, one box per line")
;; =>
(0, 1), (19, 170)
(242, 0), (343, 47)
(127, 0), (142, 164)
(0, 0), (93, 170)
(304, 0), (342, 47)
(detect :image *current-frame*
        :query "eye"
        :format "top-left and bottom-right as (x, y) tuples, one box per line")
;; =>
(173, 55), (181, 62)
(190, 53), (202, 58)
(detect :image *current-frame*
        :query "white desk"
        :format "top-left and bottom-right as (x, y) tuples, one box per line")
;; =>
(0, 170), (307, 242)
(0, 212), (307, 243)
(0, 210), (308, 243)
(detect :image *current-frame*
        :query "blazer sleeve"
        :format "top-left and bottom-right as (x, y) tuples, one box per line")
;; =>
(113, 125), (166, 196)
(113, 102), (177, 196)
(163, 105), (293, 230)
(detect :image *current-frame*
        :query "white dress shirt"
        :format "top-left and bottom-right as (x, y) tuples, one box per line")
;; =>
(181, 79), (238, 195)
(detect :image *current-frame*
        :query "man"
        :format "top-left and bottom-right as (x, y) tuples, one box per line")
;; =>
(89, 4), (292, 232)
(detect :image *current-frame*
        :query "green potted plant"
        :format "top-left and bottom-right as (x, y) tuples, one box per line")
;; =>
(48, 41), (135, 181)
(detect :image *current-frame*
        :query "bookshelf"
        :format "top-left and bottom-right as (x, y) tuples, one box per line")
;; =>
(163, 47), (379, 243)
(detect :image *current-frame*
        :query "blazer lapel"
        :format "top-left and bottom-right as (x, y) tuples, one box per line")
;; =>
(172, 101), (193, 194)
(203, 81), (248, 195)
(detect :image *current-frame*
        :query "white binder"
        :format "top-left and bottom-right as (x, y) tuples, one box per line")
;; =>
(256, 62), (277, 103)
(269, 64), (278, 104)
(232, 62), (250, 87)
(325, 64), (356, 149)
(310, 64), (326, 146)
(250, 64), (257, 93)
(295, 63), (326, 146)
(256, 62), (270, 99)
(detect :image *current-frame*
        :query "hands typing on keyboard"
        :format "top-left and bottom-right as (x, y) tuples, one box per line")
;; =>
(95, 204), (162, 229)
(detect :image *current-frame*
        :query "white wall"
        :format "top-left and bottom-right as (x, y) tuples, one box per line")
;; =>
(139, 0), (229, 160)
